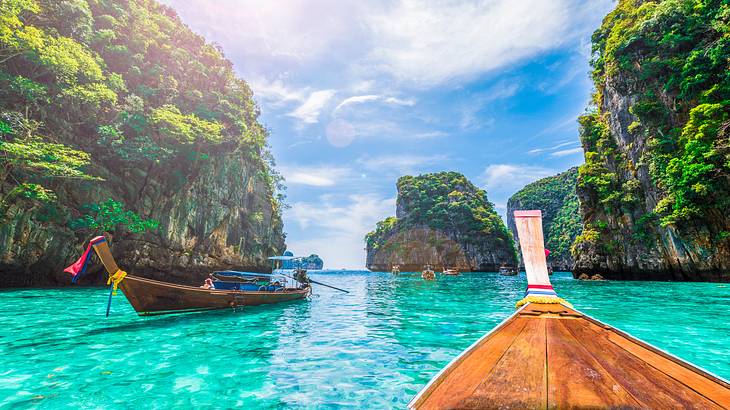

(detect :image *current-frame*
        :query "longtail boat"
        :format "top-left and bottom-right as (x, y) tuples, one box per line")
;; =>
(442, 268), (460, 276)
(410, 210), (730, 409)
(67, 236), (311, 316)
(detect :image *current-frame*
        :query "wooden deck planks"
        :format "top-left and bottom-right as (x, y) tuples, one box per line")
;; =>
(564, 316), (723, 409)
(413, 315), (528, 409)
(411, 303), (730, 409)
(606, 329), (730, 408)
(457, 318), (547, 409)
(546, 318), (642, 408)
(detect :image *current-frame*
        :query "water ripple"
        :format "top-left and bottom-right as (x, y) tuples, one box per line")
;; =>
(0, 271), (728, 408)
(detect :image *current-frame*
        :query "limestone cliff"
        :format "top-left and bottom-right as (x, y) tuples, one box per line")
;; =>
(573, 0), (730, 281)
(365, 172), (517, 271)
(0, 0), (285, 287)
(507, 167), (581, 271)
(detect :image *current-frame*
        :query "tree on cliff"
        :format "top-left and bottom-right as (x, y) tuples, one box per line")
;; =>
(573, 0), (729, 280)
(0, 0), (285, 284)
(365, 172), (517, 271)
(507, 167), (581, 270)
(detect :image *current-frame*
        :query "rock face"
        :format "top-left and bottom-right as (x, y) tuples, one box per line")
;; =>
(365, 172), (517, 271)
(0, 0), (285, 287)
(0, 146), (285, 288)
(507, 167), (581, 271)
(282, 253), (324, 270)
(573, 0), (730, 282)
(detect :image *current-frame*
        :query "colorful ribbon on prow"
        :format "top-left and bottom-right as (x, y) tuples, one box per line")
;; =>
(513, 210), (571, 308)
(64, 236), (106, 283)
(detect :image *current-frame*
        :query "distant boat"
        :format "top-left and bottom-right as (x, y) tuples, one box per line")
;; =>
(66, 237), (311, 316)
(409, 210), (730, 409)
(442, 267), (460, 276)
(421, 265), (435, 280)
(391, 265), (400, 275)
(499, 266), (518, 276)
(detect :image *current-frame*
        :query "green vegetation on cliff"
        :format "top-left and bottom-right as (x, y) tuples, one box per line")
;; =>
(581, 0), (728, 230)
(0, 0), (284, 283)
(366, 172), (517, 270)
(574, 0), (729, 279)
(507, 167), (581, 269)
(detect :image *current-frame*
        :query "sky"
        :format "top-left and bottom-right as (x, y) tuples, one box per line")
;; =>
(161, 0), (615, 269)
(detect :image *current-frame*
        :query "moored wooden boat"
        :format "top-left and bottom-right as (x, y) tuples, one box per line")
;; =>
(498, 265), (518, 276)
(442, 268), (459, 276)
(422, 265), (435, 280)
(72, 236), (310, 316)
(410, 210), (730, 409)
(117, 274), (310, 316)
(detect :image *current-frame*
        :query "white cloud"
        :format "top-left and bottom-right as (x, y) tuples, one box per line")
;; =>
(161, 0), (374, 65)
(287, 90), (336, 124)
(459, 82), (520, 130)
(341, 120), (447, 141)
(164, 0), (613, 88)
(527, 140), (579, 155)
(351, 80), (376, 93)
(367, 0), (577, 85)
(481, 164), (556, 193)
(333, 94), (416, 114)
(550, 147), (583, 157)
(383, 97), (415, 106)
(279, 165), (352, 187)
(357, 154), (448, 174)
(411, 131), (447, 139)
(285, 194), (396, 268)
(333, 95), (380, 113)
(248, 76), (307, 105)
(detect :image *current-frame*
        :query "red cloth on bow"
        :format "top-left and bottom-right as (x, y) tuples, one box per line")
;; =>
(64, 236), (105, 282)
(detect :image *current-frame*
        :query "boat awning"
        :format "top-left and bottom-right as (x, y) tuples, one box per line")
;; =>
(267, 256), (296, 261)
(213, 270), (274, 278)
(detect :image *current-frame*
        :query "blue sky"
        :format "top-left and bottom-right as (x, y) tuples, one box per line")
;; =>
(161, 0), (615, 268)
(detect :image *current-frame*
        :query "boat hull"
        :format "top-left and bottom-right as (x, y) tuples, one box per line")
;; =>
(119, 274), (310, 316)
(410, 302), (730, 409)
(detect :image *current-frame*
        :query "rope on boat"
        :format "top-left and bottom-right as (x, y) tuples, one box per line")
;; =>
(104, 269), (127, 317)
(515, 295), (573, 309)
(106, 269), (127, 295)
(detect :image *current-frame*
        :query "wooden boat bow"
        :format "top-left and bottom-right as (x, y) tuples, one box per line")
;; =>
(409, 210), (730, 409)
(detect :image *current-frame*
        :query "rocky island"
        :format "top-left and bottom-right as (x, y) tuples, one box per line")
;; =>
(281, 251), (324, 270)
(0, 0), (284, 287)
(572, 0), (729, 282)
(365, 172), (517, 272)
(507, 167), (581, 271)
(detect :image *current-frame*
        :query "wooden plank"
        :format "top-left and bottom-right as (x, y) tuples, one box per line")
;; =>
(606, 330), (730, 408)
(457, 317), (547, 409)
(564, 317), (722, 409)
(414, 316), (529, 409)
(514, 211), (551, 286)
(546, 318), (642, 408)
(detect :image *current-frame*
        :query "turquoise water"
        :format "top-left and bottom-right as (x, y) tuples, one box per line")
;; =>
(1, 271), (729, 409)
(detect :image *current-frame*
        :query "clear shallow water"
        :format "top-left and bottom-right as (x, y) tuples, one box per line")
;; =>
(1, 271), (729, 409)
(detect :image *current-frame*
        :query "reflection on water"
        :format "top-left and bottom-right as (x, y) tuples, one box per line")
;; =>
(1, 271), (728, 408)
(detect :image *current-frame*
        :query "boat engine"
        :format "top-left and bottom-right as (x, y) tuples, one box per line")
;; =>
(294, 268), (310, 285)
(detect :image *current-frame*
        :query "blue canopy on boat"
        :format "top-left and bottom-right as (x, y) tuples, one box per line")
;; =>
(213, 270), (274, 278)
(267, 256), (297, 261)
